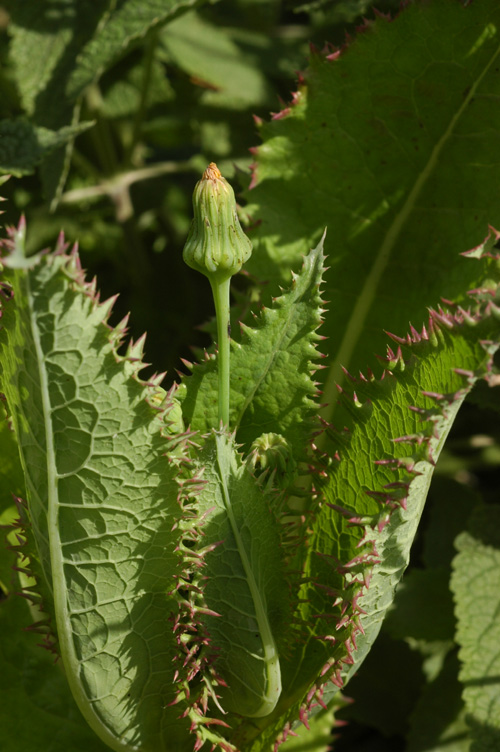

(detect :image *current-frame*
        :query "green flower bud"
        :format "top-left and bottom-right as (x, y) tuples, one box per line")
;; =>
(248, 433), (296, 478)
(183, 162), (252, 283)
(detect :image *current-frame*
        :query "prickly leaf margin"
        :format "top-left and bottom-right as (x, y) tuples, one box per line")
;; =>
(226, 230), (500, 752)
(0, 222), (195, 752)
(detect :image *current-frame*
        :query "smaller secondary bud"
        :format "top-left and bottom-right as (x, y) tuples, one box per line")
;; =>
(183, 163), (252, 283)
(247, 433), (297, 489)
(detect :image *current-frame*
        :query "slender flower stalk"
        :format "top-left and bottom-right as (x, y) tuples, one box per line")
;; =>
(210, 276), (231, 427)
(183, 163), (252, 428)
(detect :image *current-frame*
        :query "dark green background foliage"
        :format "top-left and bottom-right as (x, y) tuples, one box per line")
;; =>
(1, 1), (500, 751)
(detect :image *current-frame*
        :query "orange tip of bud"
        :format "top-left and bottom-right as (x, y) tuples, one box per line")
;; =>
(203, 162), (222, 181)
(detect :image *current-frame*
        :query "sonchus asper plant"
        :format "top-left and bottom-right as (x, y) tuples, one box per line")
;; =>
(1, 156), (500, 751)
(0, 0), (500, 732)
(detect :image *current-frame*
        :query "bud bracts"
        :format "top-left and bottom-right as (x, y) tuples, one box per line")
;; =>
(183, 163), (252, 282)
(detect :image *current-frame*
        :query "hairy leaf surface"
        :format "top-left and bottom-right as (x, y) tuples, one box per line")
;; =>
(451, 506), (500, 750)
(245, 0), (500, 418)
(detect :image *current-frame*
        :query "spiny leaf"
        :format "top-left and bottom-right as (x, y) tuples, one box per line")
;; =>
(245, 0), (500, 418)
(0, 225), (194, 751)
(231, 244), (500, 752)
(0, 118), (94, 177)
(173, 431), (290, 748)
(178, 235), (326, 461)
(451, 505), (500, 751)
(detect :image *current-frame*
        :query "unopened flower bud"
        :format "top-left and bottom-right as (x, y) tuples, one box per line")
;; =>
(248, 433), (296, 476)
(183, 163), (252, 283)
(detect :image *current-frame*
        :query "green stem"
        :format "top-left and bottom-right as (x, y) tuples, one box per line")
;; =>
(210, 277), (231, 428)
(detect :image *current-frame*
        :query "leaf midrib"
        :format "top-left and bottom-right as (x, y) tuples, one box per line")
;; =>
(26, 266), (135, 752)
(321, 39), (500, 427)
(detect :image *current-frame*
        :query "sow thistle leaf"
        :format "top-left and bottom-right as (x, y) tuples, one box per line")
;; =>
(0, 233), (499, 752)
(0, 118), (94, 178)
(451, 506), (500, 750)
(178, 235), (326, 462)
(177, 432), (290, 723)
(228, 246), (500, 752)
(0, 226), (194, 751)
(245, 0), (500, 415)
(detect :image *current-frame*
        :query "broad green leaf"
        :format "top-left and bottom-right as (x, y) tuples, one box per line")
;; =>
(67, 1), (215, 101)
(0, 118), (94, 177)
(0, 228), (193, 751)
(160, 11), (273, 110)
(407, 652), (470, 752)
(451, 506), (500, 751)
(245, 0), (500, 420)
(178, 236), (326, 461)
(0, 594), (110, 752)
(230, 252), (500, 752)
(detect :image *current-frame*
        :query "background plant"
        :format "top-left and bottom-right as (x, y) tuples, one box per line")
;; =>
(1, 1), (500, 751)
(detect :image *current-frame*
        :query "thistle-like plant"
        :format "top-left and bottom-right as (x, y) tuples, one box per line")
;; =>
(1, 165), (500, 751)
(1, 2), (500, 752)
